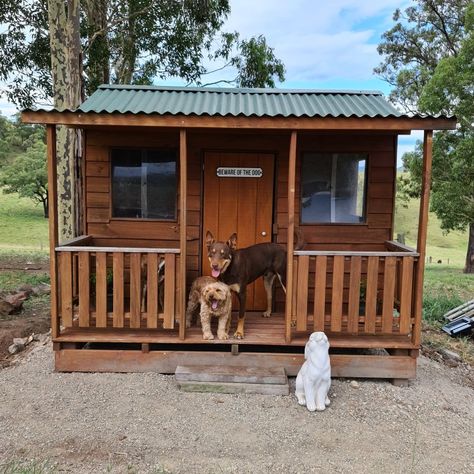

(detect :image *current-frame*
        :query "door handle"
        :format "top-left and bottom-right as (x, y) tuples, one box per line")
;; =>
(261, 231), (267, 237)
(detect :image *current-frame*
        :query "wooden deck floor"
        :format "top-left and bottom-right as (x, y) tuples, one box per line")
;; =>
(56, 311), (416, 349)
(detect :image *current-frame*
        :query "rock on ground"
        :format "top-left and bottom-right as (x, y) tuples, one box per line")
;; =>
(0, 343), (473, 474)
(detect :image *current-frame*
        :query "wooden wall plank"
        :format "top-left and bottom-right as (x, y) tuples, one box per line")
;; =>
(130, 253), (142, 328)
(296, 255), (309, 331)
(364, 256), (379, 334)
(347, 256), (361, 333)
(399, 256), (414, 335)
(95, 252), (107, 328)
(313, 256), (327, 331)
(330, 256), (344, 332)
(163, 254), (176, 329)
(112, 252), (124, 327)
(382, 256), (397, 333)
(147, 253), (158, 328)
(59, 252), (73, 328)
(78, 252), (90, 327)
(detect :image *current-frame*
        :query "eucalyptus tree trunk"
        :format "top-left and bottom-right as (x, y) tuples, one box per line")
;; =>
(84, 0), (110, 93)
(464, 223), (474, 274)
(48, 0), (84, 241)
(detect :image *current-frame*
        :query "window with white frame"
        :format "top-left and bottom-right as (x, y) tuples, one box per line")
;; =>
(111, 148), (177, 220)
(301, 153), (367, 224)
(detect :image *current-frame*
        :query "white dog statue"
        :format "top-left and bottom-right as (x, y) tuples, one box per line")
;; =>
(295, 332), (331, 412)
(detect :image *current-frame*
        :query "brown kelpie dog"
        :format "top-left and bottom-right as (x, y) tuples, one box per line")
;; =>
(205, 231), (300, 339)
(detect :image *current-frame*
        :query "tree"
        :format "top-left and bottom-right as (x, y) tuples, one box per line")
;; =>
(0, 140), (48, 217)
(376, 0), (474, 272)
(375, 0), (469, 113)
(1, 0), (285, 240)
(1, 1), (285, 108)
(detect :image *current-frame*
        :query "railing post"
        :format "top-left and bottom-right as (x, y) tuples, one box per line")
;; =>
(285, 131), (297, 342)
(413, 130), (433, 346)
(47, 125), (60, 338)
(179, 129), (187, 339)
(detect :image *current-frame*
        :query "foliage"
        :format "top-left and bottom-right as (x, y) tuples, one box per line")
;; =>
(378, 0), (474, 271)
(231, 35), (285, 88)
(375, 0), (469, 113)
(422, 293), (464, 325)
(0, 0), (285, 109)
(0, 140), (48, 217)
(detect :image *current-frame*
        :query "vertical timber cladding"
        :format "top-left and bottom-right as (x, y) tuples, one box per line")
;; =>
(274, 133), (397, 312)
(84, 129), (396, 311)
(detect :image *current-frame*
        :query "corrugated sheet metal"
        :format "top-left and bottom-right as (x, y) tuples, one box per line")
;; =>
(73, 84), (403, 118)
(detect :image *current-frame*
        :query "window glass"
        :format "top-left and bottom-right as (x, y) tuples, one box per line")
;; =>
(111, 149), (177, 219)
(301, 153), (367, 224)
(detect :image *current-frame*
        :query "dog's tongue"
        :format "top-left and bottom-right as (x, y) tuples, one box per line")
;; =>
(211, 268), (220, 278)
(211, 301), (218, 310)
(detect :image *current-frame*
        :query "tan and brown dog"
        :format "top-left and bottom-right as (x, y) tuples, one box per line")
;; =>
(185, 276), (232, 340)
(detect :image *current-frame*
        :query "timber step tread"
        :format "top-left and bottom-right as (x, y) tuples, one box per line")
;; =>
(175, 365), (290, 395)
(175, 365), (287, 384)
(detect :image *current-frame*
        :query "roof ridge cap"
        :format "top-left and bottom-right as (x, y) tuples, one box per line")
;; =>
(96, 84), (384, 96)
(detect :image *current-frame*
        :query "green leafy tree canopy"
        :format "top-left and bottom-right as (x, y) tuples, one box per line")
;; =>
(0, 138), (48, 217)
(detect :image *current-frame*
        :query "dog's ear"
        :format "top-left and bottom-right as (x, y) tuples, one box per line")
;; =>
(205, 231), (215, 249)
(227, 233), (237, 250)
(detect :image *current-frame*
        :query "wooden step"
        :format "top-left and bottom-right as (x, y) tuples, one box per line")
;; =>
(175, 365), (289, 395)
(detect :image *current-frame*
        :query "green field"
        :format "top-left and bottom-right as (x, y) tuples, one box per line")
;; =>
(0, 190), (49, 253)
(394, 196), (468, 267)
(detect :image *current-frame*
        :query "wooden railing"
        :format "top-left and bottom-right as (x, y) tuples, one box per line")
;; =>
(55, 237), (180, 331)
(291, 241), (419, 336)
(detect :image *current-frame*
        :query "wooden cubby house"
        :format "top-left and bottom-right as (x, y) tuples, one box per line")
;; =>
(22, 85), (456, 381)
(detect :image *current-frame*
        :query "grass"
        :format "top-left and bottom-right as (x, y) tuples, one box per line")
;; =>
(394, 197), (468, 267)
(0, 190), (49, 253)
(0, 271), (50, 292)
(0, 460), (57, 474)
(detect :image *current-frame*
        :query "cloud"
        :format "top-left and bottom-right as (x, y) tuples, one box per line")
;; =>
(224, 0), (410, 85)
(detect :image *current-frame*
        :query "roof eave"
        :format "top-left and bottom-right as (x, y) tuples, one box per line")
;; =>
(21, 110), (457, 131)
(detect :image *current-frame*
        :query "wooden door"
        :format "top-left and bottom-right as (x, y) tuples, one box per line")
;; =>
(202, 152), (275, 310)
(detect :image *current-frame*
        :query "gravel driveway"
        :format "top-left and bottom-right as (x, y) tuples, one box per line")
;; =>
(1, 341), (473, 474)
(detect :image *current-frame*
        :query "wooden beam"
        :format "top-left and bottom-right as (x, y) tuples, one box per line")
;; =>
(285, 131), (297, 342)
(179, 129), (187, 339)
(413, 130), (433, 346)
(54, 349), (417, 379)
(47, 125), (60, 338)
(21, 110), (457, 131)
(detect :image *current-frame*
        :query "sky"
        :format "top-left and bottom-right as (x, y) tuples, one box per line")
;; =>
(0, 0), (422, 159)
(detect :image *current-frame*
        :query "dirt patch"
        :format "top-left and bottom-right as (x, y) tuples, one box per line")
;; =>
(0, 296), (50, 367)
(0, 344), (473, 473)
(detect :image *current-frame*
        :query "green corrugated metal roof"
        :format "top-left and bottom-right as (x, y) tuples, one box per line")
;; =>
(74, 84), (404, 118)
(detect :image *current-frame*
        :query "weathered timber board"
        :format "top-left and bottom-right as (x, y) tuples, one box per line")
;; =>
(175, 365), (287, 384)
(177, 380), (289, 395)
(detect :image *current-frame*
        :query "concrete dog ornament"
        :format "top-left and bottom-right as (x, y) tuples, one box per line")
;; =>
(295, 332), (331, 412)
(205, 231), (291, 339)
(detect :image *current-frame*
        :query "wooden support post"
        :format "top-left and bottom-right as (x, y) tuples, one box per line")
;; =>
(47, 125), (60, 338)
(413, 130), (433, 347)
(285, 131), (297, 343)
(179, 129), (187, 340)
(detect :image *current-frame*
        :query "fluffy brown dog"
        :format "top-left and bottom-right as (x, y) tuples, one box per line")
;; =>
(185, 276), (232, 340)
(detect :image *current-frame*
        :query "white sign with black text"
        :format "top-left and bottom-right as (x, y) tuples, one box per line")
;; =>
(216, 167), (263, 178)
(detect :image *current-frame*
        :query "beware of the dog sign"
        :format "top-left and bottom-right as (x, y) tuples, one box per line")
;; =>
(216, 167), (263, 178)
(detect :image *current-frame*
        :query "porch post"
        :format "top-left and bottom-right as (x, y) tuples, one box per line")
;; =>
(285, 131), (298, 342)
(179, 129), (187, 339)
(47, 125), (60, 338)
(413, 130), (433, 346)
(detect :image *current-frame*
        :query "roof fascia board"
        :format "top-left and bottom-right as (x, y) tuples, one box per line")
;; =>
(21, 111), (457, 131)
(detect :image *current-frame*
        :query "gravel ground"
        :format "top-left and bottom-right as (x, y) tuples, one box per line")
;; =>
(0, 342), (473, 474)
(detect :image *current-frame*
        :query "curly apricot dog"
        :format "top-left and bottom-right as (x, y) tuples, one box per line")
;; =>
(185, 276), (232, 340)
